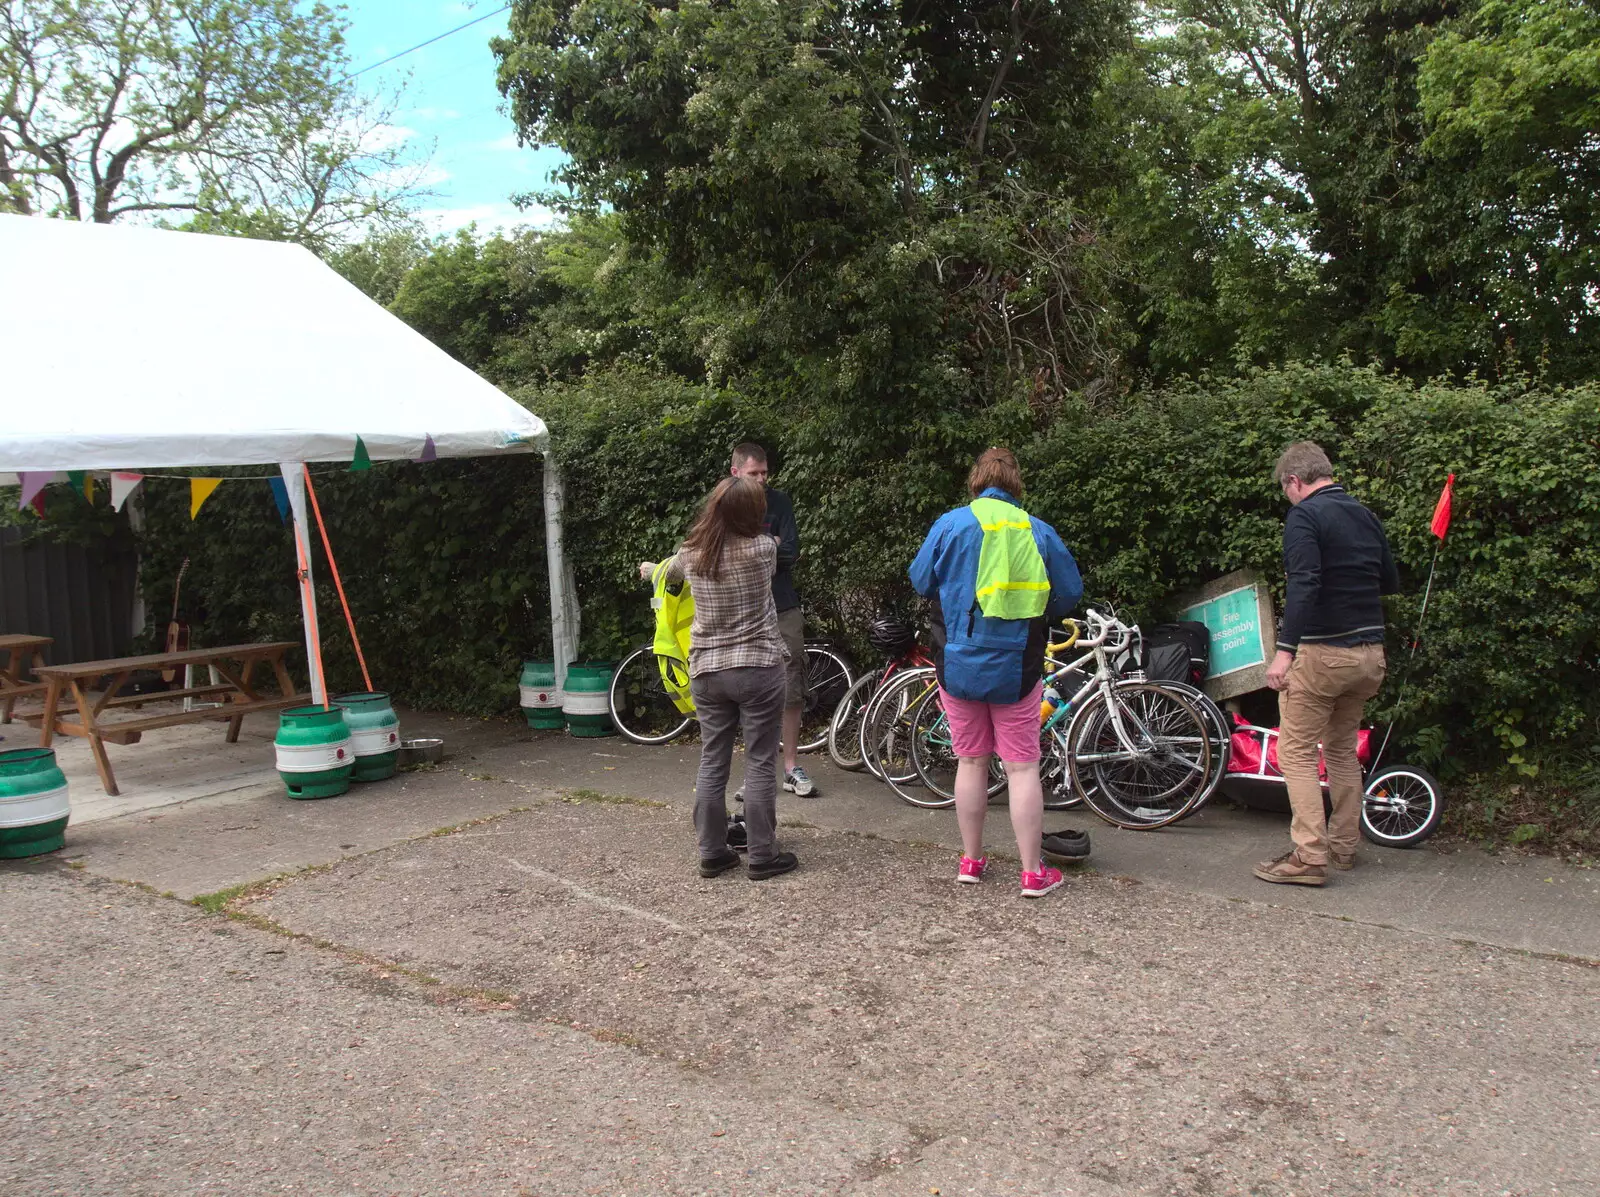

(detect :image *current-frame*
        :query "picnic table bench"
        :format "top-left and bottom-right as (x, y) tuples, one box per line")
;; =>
(25, 642), (308, 795)
(1, 634), (51, 724)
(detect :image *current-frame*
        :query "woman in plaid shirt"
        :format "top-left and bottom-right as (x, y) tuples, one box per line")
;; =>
(641, 476), (798, 881)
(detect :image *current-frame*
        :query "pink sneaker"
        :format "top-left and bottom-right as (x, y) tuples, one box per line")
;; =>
(1020, 864), (1064, 898)
(956, 855), (987, 885)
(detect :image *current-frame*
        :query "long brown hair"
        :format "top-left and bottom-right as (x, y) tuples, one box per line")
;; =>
(682, 476), (767, 581)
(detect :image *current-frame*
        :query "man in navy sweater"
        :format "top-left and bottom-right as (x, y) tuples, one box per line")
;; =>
(1256, 441), (1401, 887)
(729, 442), (818, 797)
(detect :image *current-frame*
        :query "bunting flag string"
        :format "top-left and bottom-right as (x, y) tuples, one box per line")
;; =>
(267, 476), (291, 523)
(18, 471), (50, 512)
(110, 472), (143, 512)
(189, 477), (222, 519)
(12, 434), (440, 520)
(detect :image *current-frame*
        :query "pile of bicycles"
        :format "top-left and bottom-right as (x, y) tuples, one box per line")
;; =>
(828, 608), (1232, 830)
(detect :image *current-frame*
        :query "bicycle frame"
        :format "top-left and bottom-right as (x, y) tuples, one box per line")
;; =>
(1045, 611), (1154, 762)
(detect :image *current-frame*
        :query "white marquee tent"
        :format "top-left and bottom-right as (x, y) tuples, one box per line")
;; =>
(0, 215), (579, 700)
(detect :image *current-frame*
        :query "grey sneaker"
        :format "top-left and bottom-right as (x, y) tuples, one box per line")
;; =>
(783, 767), (819, 797)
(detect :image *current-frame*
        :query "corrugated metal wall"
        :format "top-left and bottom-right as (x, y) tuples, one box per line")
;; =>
(0, 527), (140, 665)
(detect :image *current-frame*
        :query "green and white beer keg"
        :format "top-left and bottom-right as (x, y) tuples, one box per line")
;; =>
(0, 747), (70, 859)
(333, 691), (401, 782)
(561, 661), (617, 737)
(519, 660), (564, 730)
(274, 705), (354, 799)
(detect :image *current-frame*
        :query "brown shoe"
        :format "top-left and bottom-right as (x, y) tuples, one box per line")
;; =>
(1329, 852), (1356, 871)
(1253, 850), (1326, 886)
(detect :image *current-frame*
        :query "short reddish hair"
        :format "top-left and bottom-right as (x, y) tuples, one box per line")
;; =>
(967, 447), (1024, 498)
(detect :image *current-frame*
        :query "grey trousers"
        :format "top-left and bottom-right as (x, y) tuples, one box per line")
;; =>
(691, 663), (787, 864)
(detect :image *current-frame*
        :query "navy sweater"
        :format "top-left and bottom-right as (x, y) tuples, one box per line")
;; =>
(1278, 484), (1401, 652)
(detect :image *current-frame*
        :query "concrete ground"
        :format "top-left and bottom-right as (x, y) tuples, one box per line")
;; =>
(2, 706), (1597, 1195)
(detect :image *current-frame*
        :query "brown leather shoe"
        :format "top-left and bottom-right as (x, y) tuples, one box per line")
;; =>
(1329, 852), (1356, 871)
(1253, 850), (1326, 886)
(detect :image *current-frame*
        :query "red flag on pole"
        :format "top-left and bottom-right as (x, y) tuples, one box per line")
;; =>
(1429, 473), (1455, 539)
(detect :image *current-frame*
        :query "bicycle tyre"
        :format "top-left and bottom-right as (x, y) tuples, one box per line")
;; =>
(797, 645), (854, 754)
(827, 670), (881, 772)
(608, 646), (694, 746)
(1361, 766), (1444, 847)
(1145, 680), (1230, 818)
(907, 687), (1007, 807)
(1068, 683), (1211, 830)
(859, 667), (937, 785)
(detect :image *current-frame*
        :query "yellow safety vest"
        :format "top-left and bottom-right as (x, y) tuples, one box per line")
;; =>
(651, 559), (696, 715)
(969, 497), (1049, 620)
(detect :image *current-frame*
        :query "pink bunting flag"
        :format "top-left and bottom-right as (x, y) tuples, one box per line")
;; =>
(18, 471), (51, 511)
(418, 434), (437, 463)
(110, 472), (144, 512)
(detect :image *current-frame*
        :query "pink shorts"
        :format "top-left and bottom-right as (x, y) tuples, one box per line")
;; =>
(938, 682), (1043, 763)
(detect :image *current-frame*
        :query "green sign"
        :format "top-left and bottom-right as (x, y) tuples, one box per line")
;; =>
(1180, 584), (1266, 678)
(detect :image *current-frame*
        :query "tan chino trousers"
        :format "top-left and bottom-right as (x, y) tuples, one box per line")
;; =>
(1277, 643), (1387, 864)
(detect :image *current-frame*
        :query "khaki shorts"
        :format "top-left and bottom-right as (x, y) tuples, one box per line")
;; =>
(777, 607), (808, 708)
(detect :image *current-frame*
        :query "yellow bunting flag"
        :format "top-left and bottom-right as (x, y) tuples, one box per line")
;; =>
(83, 475), (95, 504)
(190, 477), (222, 519)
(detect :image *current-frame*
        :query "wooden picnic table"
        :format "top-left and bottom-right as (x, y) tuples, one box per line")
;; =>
(0, 634), (51, 724)
(26, 642), (308, 796)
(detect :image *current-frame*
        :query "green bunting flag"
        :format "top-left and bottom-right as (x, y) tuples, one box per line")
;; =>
(351, 435), (372, 472)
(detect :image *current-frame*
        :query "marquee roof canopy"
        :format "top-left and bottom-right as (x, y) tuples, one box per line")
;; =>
(0, 215), (547, 474)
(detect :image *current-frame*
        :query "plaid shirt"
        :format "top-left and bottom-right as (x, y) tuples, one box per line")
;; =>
(666, 535), (787, 676)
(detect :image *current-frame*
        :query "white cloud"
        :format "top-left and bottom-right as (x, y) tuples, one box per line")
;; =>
(415, 199), (560, 236)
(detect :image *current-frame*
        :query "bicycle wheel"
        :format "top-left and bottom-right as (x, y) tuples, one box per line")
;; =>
(1147, 681), (1230, 818)
(907, 688), (1007, 807)
(1361, 766), (1443, 847)
(607, 646), (694, 746)
(796, 645), (853, 753)
(859, 667), (937, 785)
(1068, 683), (1211, 829)
(827, 670), (882, 772)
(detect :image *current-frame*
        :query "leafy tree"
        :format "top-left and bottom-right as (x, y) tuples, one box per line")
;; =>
(1414, 0), (1600, 377)
(0, 0), (425, 247)
(1143, 0), (1600, 382)
(1090, 23), (1330, 377)
(325, 224), (431, 307)
(494, 0), (1133, 403)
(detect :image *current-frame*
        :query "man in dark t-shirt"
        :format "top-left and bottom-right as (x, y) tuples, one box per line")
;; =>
(730, 442), (818, 797)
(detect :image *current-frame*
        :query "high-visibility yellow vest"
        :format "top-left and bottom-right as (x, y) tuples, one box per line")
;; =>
(651, 558), (696, 715)
(969, 497), (1049, 620)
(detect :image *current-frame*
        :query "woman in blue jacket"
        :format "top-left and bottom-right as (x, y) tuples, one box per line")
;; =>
(909, 448), (1083, 898)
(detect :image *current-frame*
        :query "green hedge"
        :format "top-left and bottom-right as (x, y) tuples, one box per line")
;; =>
(98, 360), (1598, 770)
(536, 361), (1600, 773)
(135, 457), (550, 713)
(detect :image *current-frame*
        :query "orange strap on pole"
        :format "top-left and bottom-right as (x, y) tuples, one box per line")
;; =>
(302, 466), (374, 693)
(291, 505), (330, 709)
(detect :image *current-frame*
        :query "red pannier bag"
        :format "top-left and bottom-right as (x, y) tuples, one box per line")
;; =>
(1228, 715), (1371, 779)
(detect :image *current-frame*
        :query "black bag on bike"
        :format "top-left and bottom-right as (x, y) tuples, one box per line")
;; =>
(1141, 621), (1211, 687)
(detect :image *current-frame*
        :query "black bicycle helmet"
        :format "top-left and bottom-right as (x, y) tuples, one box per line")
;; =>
(867, 614), (916, 656)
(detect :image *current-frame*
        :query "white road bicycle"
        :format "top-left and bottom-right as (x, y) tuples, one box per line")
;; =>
(904, 610), (1216, 827)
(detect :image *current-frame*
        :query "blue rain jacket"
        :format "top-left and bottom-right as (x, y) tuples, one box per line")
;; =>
(908, 488), (1083, 703)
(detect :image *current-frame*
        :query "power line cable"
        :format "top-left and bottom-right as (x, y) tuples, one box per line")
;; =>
(342, 4), (512, 82)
